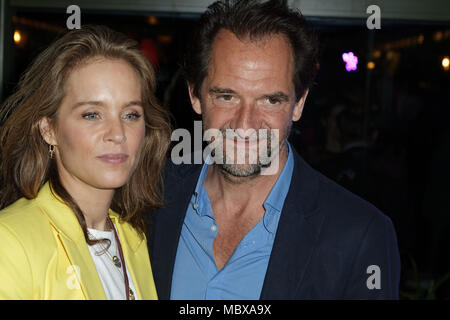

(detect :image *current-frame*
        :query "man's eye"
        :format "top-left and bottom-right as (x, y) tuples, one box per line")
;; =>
(218, 95), (234, 101)
(266, 97), (281, 104)
(82, 112), (99, 120)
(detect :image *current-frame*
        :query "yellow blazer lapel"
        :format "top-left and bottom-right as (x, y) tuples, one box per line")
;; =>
(110, 212), (157, 300)
(36, 183), (106, 300)
(54, 232), (107, 300)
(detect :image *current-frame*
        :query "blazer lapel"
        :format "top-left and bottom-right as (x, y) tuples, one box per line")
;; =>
(37, 183), (106, 299)
(260, 151), (324, 299)
(111, 213), (155, 300)
(55, 232), (107, 299)
(149, 163), (202, 300)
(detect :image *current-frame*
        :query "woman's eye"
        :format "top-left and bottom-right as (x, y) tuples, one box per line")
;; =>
(123, 112), (142, 120)
(82, 112), (99, 120)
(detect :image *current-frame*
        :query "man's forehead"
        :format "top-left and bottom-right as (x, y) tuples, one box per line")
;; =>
(205, 30), (295, 94)
(211, 29), (292, 58)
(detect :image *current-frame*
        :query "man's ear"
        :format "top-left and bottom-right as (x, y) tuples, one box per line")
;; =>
(187, 83), (202, 115)
(292, 89), (309, 122)
(38, 117), (57, 146)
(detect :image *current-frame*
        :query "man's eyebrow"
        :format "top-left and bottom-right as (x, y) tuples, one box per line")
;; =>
(208, 88), (289, 101)
(260, 92), (290, 101)
(71, 100), (143, 109)
(209, 87), (237, 95)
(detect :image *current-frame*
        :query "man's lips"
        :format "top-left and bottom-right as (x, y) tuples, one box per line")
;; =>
(224, 138), (268, 148)
(96, 153), (129, 164)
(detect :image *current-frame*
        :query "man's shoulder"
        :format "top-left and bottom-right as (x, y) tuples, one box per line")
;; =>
(161, 158), (203, 204)
(319, 169), (383, 219)
(163, 159), (203, 184)
(291, 150), (392, 230)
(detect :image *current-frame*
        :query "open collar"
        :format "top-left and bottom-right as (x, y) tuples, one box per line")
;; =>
(154, 148), (323, 300)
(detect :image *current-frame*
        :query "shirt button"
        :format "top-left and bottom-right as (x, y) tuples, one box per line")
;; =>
(193, 203), (198, 210)
(211, 225), (217, 232)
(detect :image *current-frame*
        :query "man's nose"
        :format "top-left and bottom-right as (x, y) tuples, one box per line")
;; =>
(104, 118), (127, 144)
(231, 102), (260, 133)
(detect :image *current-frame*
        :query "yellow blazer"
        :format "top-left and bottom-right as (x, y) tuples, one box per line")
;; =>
(0, 182), (158, 300)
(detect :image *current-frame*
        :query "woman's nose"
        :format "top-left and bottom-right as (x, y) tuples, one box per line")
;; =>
(104, 118), (126, 144)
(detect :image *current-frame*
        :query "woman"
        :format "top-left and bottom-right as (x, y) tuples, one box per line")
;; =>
(0, 25), (171, 299)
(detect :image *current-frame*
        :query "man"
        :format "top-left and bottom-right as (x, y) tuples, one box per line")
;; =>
(148, 0), (400, 299)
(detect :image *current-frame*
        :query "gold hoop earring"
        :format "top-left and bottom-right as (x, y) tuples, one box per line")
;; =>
(49, 145), (55, 159)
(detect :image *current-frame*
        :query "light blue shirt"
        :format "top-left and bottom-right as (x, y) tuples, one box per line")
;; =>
(170, 143), (294, 299)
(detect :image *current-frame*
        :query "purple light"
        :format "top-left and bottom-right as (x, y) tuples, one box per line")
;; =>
(342, 52), (358, 72)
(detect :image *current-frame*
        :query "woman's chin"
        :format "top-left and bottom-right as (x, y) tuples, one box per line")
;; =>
(89, 174), (131, 190)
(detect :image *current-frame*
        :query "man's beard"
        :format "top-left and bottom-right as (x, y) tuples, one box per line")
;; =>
(209, 127), (288, 179)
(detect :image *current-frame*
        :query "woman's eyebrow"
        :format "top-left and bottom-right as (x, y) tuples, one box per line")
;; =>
(123, 101), (143, 108)
(71, 100), (104, 109)
(70, 100), (143, 109)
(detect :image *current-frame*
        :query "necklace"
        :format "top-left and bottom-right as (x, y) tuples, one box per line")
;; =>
(88, 218), (135, 300)
(95, 238), (122, 268)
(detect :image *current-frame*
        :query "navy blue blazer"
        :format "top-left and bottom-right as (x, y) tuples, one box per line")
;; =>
(148, 148), (401, 299)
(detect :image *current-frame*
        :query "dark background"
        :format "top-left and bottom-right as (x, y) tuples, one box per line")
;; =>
(1, 4), (450, 299)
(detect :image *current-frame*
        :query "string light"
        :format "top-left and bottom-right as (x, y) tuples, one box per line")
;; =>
(442, 57), (449, 71)
(147, 16), (158, 25)
(13, 30), (21, 44)
(342, 52), (358, 72)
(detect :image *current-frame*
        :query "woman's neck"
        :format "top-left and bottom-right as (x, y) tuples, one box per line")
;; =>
(59, 178), (115, 231)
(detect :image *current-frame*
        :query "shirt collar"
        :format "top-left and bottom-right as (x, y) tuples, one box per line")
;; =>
(192, 154), (212, 217)
(262, 142), (294, 233)
(264, 141), (294, 213)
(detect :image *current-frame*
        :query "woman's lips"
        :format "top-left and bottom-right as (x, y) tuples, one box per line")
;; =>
(96, 153), (129, 164)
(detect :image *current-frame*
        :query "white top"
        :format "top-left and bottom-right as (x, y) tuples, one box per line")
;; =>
(87, 227), (138, 300)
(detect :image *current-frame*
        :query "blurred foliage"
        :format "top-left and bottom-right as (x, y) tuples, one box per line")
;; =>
(400, 254), (450, 300)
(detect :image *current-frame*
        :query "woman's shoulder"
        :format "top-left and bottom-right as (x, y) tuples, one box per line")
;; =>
(0, 196), (53, 244)
(0, 195), (60, 299)
(0, 195), (43, 222)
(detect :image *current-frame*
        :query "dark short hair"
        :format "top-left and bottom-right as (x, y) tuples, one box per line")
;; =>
(183, 0), (319, 101)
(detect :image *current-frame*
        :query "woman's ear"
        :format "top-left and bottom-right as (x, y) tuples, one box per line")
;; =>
(38, 117), (57, 146)
(187, 83), (202, 115)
